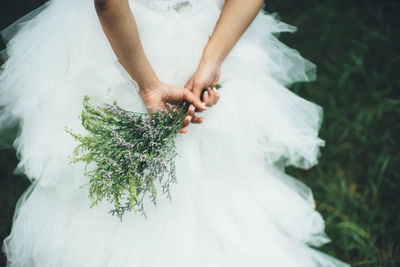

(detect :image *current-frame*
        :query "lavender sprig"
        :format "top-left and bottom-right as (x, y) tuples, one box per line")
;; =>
(65, 85), (221, 220)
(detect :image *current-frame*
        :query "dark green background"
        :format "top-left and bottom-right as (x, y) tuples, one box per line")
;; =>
(1, 0), (399, 266)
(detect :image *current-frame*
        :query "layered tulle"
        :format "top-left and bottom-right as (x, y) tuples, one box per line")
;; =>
(1, 0), (348, 266)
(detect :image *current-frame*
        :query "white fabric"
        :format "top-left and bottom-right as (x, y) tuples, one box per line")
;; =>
(147, 0), (200, 10)
(0, 0), (349, 266)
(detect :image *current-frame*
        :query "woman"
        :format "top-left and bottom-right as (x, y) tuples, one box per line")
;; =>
(1, 0), (349, 266)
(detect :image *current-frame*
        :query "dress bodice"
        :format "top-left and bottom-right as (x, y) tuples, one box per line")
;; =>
(144, 0), (225, 12)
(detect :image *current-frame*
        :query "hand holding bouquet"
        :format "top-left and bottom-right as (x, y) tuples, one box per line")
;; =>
(65, 85), (221, 220)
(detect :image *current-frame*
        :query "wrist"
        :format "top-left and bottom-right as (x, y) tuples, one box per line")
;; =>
(199, 55), (222, 70)
(137, 75), (162, 94)
(201, 41), (225, 67)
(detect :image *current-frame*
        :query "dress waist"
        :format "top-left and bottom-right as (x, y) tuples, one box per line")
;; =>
(133, 0), (224, 13)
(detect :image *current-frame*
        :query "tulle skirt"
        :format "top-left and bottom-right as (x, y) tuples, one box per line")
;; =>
(0, 0), (349, 266)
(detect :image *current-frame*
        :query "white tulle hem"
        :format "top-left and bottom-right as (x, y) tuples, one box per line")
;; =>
(0, 0), (348, 266)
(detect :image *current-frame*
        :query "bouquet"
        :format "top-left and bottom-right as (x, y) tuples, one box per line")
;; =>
(65, 85), (221, 219)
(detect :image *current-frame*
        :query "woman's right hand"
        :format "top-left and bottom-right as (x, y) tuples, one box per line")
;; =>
(138, 80), (207, 133)
(95, 0), (205, 134)
(183, 58), (221, 124)
(185, 59), (221, 108)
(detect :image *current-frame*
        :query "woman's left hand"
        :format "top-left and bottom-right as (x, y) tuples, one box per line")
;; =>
(138, 80), (207, 133)
(184, 60), (221, 123)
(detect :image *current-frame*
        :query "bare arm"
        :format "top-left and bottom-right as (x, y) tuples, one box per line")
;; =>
(94, 0), (158, 90)
(204, 0), (264, 65)
(94, 0), (205, 132)
(185, 0), (264, 111)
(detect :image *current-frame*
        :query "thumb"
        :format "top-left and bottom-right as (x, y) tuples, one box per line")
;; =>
(182, 89), (207, 112)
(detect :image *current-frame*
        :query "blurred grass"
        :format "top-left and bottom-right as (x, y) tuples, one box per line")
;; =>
(0, 0), (399, 266)
(1, 2), (49, 266)
(266, 0), (399, 266)
(0, 149), (30, 266)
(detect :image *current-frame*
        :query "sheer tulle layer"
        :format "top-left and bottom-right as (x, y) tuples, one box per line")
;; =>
(1, 0), (348, 266)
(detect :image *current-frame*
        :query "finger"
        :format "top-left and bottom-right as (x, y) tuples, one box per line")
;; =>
(191, 115), (204, 124)
(183, 89), (207, 111)
(181, 115), (192, 128)
(211, 88), (220, 106)
(203, 88), (215, 107)
(187, 104), (195, 116)
(203, 90), (210, 106)
(207, 87), (214, 105)
(179, 128), (188, 134)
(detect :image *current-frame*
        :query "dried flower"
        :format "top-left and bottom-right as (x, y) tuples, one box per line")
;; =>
(65, 85), (221, 220)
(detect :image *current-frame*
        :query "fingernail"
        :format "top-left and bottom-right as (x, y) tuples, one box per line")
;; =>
(201, 103), (207, 109)
(187, 116), (192, 122)
(204, 91), (209, 97)
(189, 105), (195, 111)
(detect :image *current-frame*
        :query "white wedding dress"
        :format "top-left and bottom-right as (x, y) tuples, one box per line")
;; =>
(0, 0), (350, 266)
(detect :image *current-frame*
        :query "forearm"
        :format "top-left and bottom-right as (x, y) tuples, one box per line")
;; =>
(202, 0), (264, 65)
(94, 0), (159, 91)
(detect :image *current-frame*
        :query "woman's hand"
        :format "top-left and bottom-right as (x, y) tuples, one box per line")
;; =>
(139, 80), (207, 133)
(184, 60), (221, 124)
(183, 0), (263, 117)
(185, 60), (221, 107)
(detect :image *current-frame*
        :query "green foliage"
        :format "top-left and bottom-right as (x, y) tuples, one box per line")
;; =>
(65, 96), (189, 219)
(267, 0), (400, 265)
